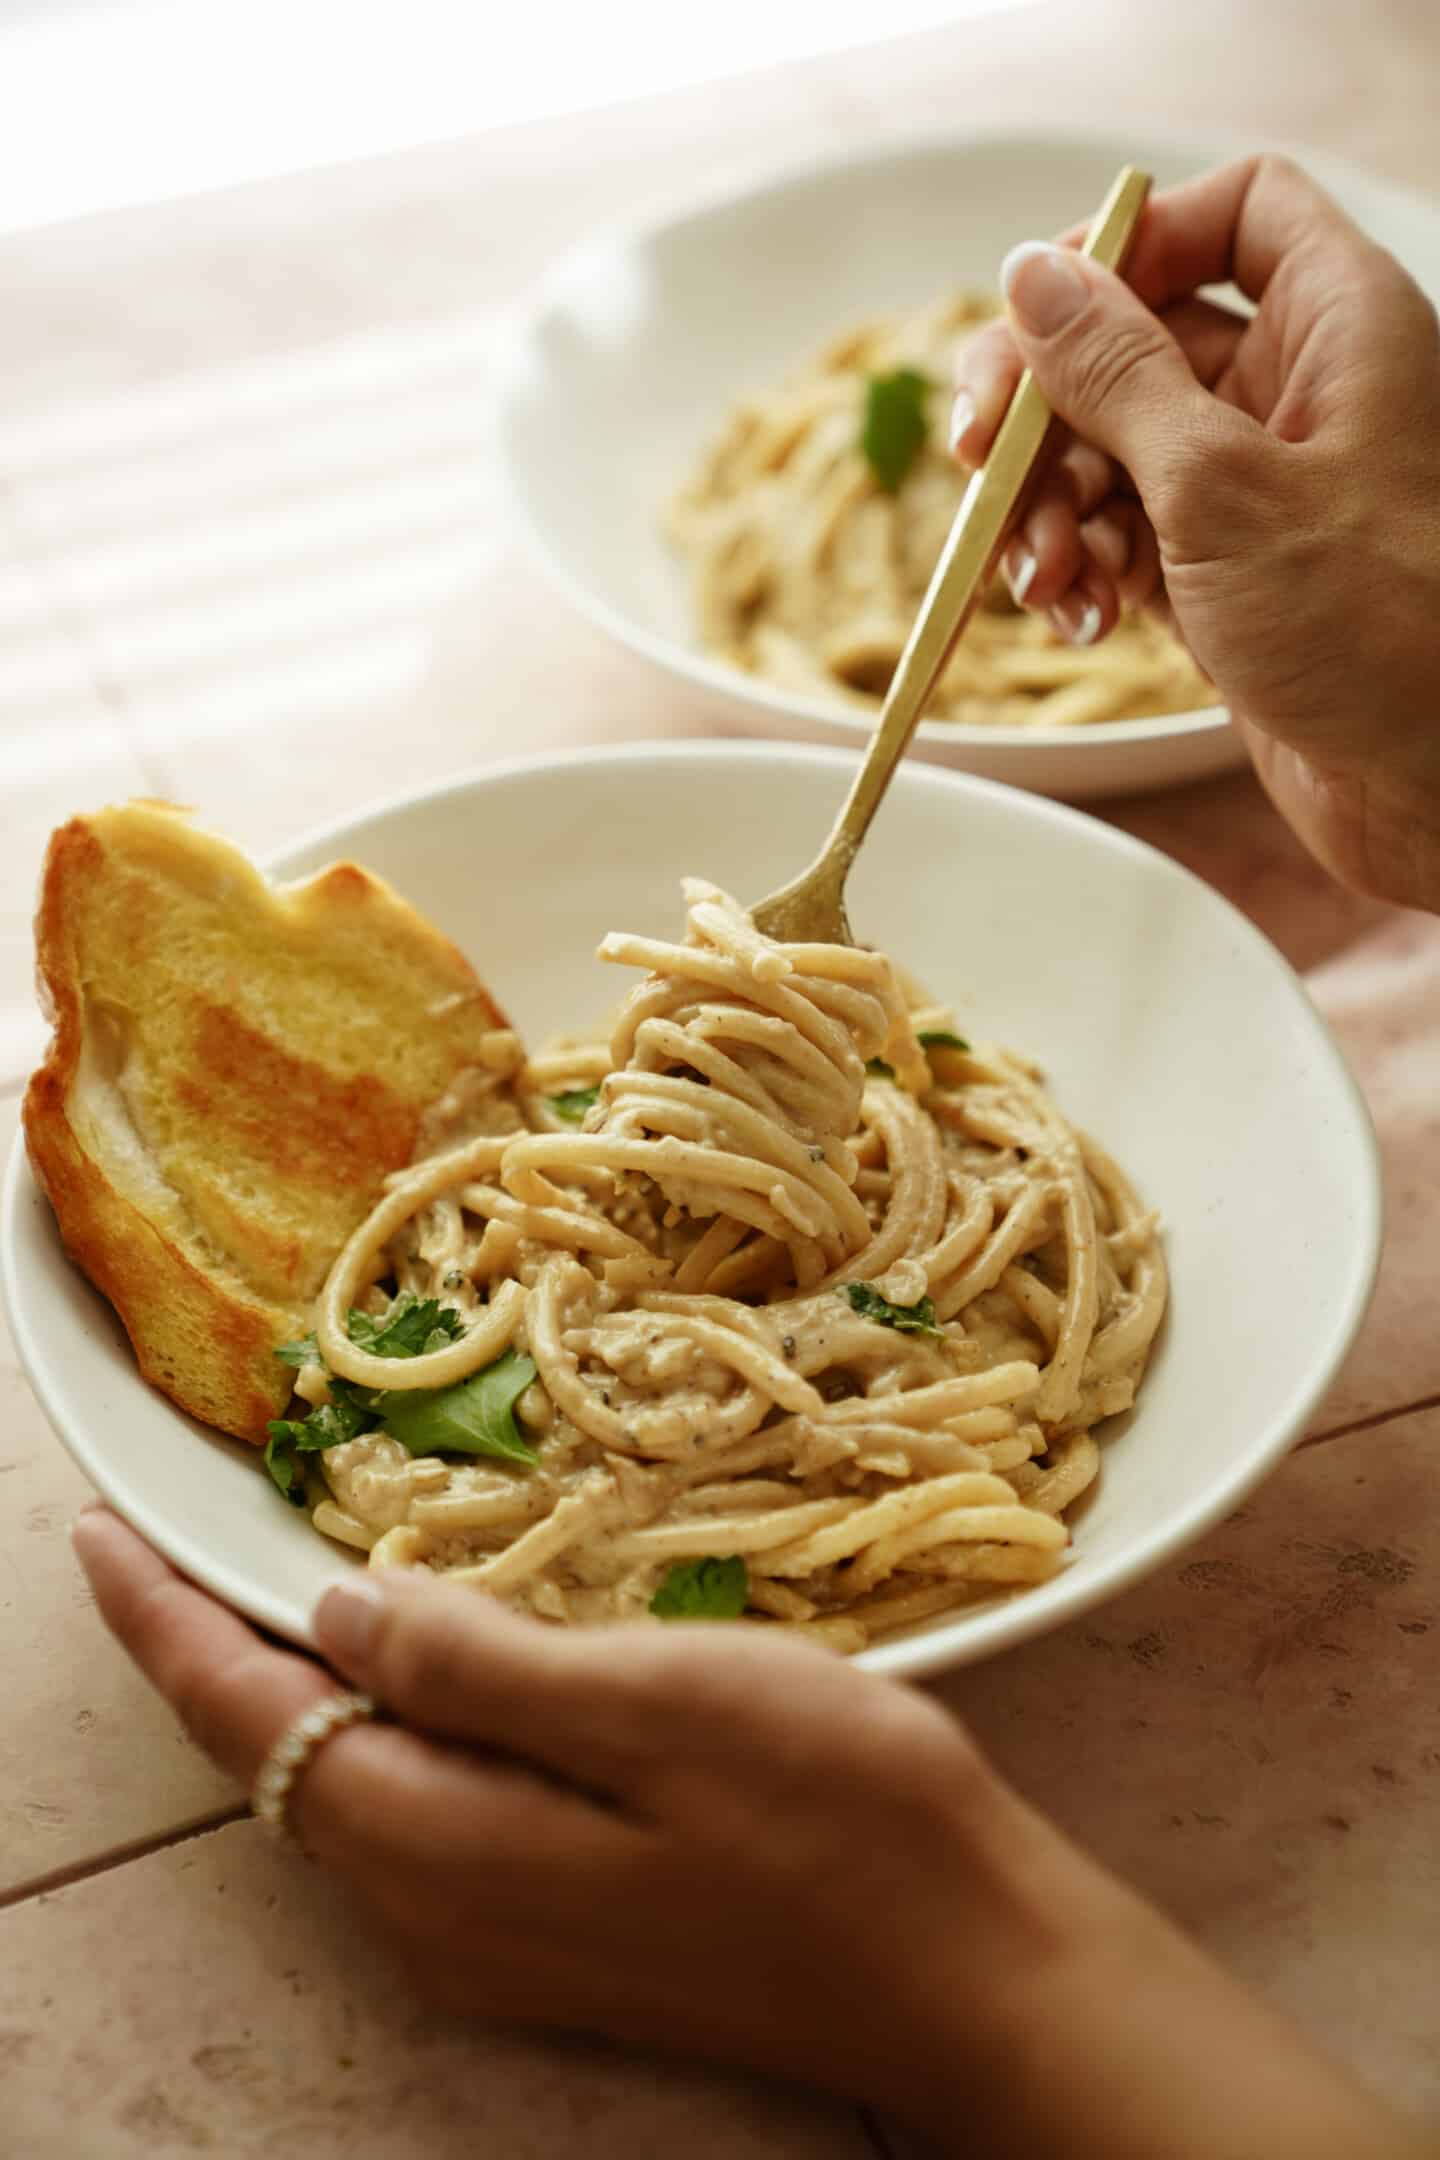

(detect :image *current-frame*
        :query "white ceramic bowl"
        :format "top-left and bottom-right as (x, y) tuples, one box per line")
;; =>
(2, 745), (1381, 1676)
(495, 129), (1440, 800)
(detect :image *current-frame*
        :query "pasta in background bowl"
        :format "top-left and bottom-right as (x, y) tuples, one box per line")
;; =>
(496, 130), (1440, 800)
(3, 745), (1380, 1678)
(667, 291), (1213, 733)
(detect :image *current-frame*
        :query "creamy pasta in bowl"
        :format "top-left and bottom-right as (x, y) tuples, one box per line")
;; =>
(3, 745), (1381, 1677)
(275, 879), (1164, 1654)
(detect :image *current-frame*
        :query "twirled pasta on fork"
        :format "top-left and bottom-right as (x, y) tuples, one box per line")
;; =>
(278, 881), (1166, 1652)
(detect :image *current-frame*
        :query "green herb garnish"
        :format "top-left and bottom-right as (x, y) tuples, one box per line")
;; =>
(263, 1429), (310, 1505)
(264, 1351), (539, 1499)
(865, 1058), (896, 1080)
(274, 1332), (320, 1369)
(347, 1293), (464, 1360)
(274, 1294), (462, 1377)
(547, 1085), (600, 1124)
(264, 1375), (376, 1502)
(861, 367), (932, 493)
(917, 1029), (971, 1054)
(377, 1349), (539, 1468)
(845, 1281), (944, 1338)
(649, 1556), (750, 1621)
(264, 1304), (533, 1502)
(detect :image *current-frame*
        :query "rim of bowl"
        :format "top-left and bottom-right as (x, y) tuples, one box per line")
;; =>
(494, 121), (1438, 765)
(0, 742), (1384, 1675)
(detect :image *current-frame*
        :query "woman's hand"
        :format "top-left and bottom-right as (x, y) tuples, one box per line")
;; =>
(952, 155), (1440, 916)
(71, 1507), (1039, 2136)
(73, 1507), (1428, 2160)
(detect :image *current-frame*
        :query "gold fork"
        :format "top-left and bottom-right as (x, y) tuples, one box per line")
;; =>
(750, 163), (1152, 946)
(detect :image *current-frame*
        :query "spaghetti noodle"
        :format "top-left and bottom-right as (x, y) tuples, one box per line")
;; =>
(667, 291), (1214, 729)
(286, 882), (1166, 1651)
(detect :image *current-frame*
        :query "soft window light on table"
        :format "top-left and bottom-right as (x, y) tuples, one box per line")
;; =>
(0, 0), (1034, 232)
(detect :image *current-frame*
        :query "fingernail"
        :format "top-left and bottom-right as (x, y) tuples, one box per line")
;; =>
(70, 1499), (108, 1546)
(1005, 546), (1038, 605)
(70, 1512), (102, 1561)
(947, 389), (976, 457)
(1050, 593), (1103, 647)
(315, 1580), (385, 1674)
(1000, 241), (1089, 336)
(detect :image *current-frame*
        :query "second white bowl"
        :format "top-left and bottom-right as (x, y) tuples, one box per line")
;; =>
(496, 129), (1440, 798)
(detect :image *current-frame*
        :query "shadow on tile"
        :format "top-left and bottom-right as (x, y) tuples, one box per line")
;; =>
(932, 1404), (1440, 2115)
(0, 1817), (871, 2160)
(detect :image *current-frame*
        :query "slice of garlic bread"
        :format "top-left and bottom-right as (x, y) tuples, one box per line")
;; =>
(24, 803), (519, 1442)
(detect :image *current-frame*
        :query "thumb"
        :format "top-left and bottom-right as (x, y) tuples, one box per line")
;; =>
(999, 240), (1213, 482)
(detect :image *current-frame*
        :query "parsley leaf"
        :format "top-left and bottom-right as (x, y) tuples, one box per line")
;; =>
(347, 1294), (464, 1360)
(547, 1086), (600, 1124)
(264, 1311), (536, 1507)
(300, 1388), (375, 1446)
(275, 1332), (320, 1370)
(918, 1029), (971, 1054)
(262, 1395), (368, 1505)
(376, 1349), (540, 1467)
(860, 367), (932, 493)
(276, 1295), (462, 1378)
(845, 1281), (944, 1338)
(865, 1058), (896, 1080)
(650, 1556), (749, 1621)
(262, 1429), (309, 1505)
(264, 1380), (375, 1504)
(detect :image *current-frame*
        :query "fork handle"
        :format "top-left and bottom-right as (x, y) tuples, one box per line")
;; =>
(824, 164), (1152, 879)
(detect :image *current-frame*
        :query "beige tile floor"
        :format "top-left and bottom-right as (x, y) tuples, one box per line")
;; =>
(0, 1098), (241, 1897)
(0, 1818), (871, 2160)
(944, 1403), (1440, 2114)
(3, 2), (1439, 2150)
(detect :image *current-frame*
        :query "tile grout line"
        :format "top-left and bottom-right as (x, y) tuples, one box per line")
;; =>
(0, 1803), (248, 1916)
(1296, 1391), (1440, 1450)
(0, 1399), (1429, 1918)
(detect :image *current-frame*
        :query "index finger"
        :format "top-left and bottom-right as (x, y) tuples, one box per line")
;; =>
(313, 1566), (857, 1804)
(72, 1506), (338, 1787)
(1055, 155), (1370, 311)
(72, 1508), (634, 1898)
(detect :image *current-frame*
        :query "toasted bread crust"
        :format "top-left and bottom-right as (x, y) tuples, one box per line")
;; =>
(24, 806), (515, 1444)
(24, 1060), (299, 1437)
